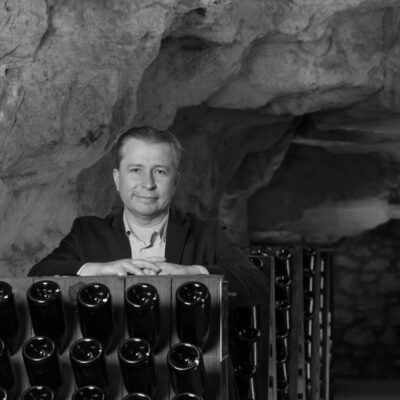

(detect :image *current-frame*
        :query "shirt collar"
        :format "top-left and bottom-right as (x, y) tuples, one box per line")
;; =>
(123, 210), (169, 243)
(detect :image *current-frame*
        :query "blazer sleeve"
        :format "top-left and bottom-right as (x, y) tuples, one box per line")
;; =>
(205, 219), (269, 309)
(28, 218), (86, 276)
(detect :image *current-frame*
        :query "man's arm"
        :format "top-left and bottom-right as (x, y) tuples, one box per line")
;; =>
(208, 219), (269, 309)
(28, 218), (160, 277)
(77, 259), (161, 276)
(159, 216), (269, 308)
(28, 218), (85, 276)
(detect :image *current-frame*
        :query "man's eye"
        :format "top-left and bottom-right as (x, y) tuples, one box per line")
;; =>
(129, 168), (141, 173)
(155, 169), (167, 175)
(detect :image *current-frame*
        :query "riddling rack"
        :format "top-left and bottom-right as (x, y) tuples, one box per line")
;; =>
(0, 275), (229, 400)
(242, 246), (333, 400)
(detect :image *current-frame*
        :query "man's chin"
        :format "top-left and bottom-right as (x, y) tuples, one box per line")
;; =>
(135, 206), (157, 215)
(127, 205), (167, 219)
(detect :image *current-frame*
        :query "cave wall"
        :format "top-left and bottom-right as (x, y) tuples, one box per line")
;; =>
(1, 0), (400, 380)
(333, 220), (400, 378)
(248, 142), (399, 244)
(1, 1), (400, 275)
(243, 129), (400, 379)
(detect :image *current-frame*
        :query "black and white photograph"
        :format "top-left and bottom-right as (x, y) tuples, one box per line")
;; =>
(1, 1), (400, 399)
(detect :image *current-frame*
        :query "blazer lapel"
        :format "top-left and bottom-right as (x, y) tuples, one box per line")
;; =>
(165, 207), (191, 264)
(110, 209), (132, 259)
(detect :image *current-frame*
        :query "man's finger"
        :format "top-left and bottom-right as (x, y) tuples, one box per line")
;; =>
(122, 263), (145, 275)
(158, 269), (169, 275)
(145, 257), (166, 262)
(131, 259), (160, 272)
(143, 269), (157, 275)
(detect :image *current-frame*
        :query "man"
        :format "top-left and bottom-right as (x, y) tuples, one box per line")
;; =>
(29, 126), (268, 309)
(29, 126), (268, 398)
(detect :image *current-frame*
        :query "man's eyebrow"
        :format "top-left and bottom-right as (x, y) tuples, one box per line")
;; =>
(125, 163), (171, 169)
(125, 163), (142, 167)
(153, 164), (170, 169)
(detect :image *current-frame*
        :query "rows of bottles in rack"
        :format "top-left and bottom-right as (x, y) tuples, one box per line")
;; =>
(303, 252), (319, 398)
(0, 280), (215, 400)
(228, 305), (262, 400)
(303, 251), (332, 400)
(244, 246), (332, 400)
(274, 248), (296, 400)
(0, 279), (213, 353)
(0, 335), (207, 400)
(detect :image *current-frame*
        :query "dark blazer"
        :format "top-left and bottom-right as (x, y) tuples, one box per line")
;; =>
(28, 207), (268, 308)
(29, 207), (266, 399)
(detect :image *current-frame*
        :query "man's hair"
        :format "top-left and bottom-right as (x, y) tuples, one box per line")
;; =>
(114, 126), (183, 170)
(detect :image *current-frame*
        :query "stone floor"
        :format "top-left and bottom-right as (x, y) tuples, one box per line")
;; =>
(335, 380), (400, 400)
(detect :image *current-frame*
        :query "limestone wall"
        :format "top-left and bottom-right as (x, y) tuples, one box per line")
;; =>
(333, 220), (400, 378)
(1, 0), (400, 380)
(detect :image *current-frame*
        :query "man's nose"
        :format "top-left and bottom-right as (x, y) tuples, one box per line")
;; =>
(141, 171), (156, 189)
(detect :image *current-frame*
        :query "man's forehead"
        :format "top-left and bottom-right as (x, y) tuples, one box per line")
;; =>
(120, 138), (176, 164)
(122, 138), (172, 153)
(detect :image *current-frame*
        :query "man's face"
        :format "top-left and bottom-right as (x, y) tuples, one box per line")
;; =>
(113, 138), (179, 222)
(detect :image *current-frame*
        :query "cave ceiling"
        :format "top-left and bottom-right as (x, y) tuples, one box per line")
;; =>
(1, 0), (400, 273)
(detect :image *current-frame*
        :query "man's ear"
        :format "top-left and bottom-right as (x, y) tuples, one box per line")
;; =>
(113, 168), (120, 191)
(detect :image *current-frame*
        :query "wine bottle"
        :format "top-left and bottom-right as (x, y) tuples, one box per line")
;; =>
(248, 247), (274, 273)
(171, 394), (203, 400)
(118, 338), (157, 398)
(275, 301), (291, 336)
(22, 336), (62, 390)
(71, 385), (106, 400)
(274, 249), (292, 285)
(303, 272), (315, 294)
(235, 327), (261, 367)
(234, 362), (256, 400)
(305, 361), (312, 399)
(275, 282), (291, 305)
(0, 338), (15, 396)
(248, 256), (264, 270)
(70, 337), (108, 390)
(304, 291), (314, 318)
(125, 283), (160, 351)
(0, 281), (19, 354)
(304, 316), (313, 339)
(305, 379), (312, 400)
(167, 342), (206, 397)
(303, 247), (316, 274)
(305, 338), (312, 361)
(276, 333), (288, 363)
(276, 361), (288, 394)
(20, 385), (55, 400)
(27, 280), (67, 352)
(230, 307), (252, 331)
(77, 283), (113, 351)
(176, 282), (210, 349)
(305, 360), (311, 381)
(277, 387), (289, 400)
(122, 394), (152, 400)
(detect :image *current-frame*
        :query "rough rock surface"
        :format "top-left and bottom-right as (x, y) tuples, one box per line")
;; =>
(248, 121), (400, 245)
(333, 220), (400, 379)
(1, 0), (400, 381)
(0, 1), (400, 273)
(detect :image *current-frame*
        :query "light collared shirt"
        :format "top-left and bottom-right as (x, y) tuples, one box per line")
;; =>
(77, 210), (208, 275)
(123, 210), (168, 259)
(123, 210), (208, 275)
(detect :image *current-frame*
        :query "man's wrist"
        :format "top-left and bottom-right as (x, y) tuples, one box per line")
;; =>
(77, 262), (99, 276)
(76, 263), (87, 276)
(192, 265), (209, 275)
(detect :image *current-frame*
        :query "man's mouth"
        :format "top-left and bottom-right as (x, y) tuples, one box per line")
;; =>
(134, 195), (158, 201)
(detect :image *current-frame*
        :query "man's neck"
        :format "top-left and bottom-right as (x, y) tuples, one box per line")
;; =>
(124, 207), (169, 229)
